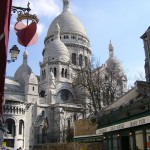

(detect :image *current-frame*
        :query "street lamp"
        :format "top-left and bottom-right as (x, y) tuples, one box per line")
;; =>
(7, 2), (32, 63)
(7, 45), (20, 63)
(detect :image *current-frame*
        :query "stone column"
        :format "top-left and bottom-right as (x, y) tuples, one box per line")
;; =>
(14, 123), (19, 150)
(58, 62), (61, 81)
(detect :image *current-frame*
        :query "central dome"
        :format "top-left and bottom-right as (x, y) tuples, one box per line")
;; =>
(45, 0), (87, 41)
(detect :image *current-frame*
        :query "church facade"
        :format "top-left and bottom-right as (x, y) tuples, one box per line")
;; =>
(2, 0), (127, 150)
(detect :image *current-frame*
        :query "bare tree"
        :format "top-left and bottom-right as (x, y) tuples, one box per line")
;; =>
(73, 57), (127, 115)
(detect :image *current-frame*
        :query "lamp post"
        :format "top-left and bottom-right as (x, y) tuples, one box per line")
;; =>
(7, 45), (20, 63)
(7, 2), (31, 63)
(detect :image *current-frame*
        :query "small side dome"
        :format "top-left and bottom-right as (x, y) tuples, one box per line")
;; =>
(44, 23), (70, 62)
(26, 73), (38, 85)
(14, 50), (32, 85)
(106, 41), (124, 75)
(106, 57), (123, 73)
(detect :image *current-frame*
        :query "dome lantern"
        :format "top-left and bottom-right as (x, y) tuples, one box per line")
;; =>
(109, 40), (114, 58)
(23, 50), (28, 65)
(63, 0), (70, 12)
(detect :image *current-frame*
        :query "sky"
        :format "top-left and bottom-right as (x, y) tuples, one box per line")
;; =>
(7, 0), (150, 87)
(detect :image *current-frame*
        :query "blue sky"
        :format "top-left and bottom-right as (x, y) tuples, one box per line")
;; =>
(7, 0), (150, 87)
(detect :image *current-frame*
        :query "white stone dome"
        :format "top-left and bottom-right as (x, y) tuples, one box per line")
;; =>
(45, 0), (87, 41)
(26, 73), (38, 84)
(106, 56), (123, 72)
(14, 51), (32, 84)
(106, 41), (124, 75)
(44, 39), (70, 62)
(44, 23), (70, 62)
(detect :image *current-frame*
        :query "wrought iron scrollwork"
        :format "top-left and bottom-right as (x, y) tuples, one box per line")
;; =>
(11, 2), (31, 14)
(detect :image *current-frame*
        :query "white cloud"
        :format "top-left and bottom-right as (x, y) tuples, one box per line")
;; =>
(12, 0), (61, 18)
(11, 0), (61, 35)
(37, 23), (45, 36)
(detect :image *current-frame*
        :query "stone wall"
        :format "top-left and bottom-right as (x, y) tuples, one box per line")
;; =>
(74, 118), (97, 136)
(33, 143), (74, 150)
(33, 142), (103, 150)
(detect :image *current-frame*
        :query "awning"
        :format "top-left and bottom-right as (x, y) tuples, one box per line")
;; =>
(74, 134), (103, 143)
(96, 111), (150, 135)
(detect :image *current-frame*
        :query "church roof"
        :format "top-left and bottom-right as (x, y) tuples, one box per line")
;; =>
(140, 26), (150, 39)
(5, 77), (24, 94)
(26, 73), (38, 84)
(44, 23), (70, 62)
(106, 41), (124, 76)
(45, 0), (87, 41)
(35, 114), (48, 126)
(44, 39), (70, 62)
(5, 95), (24, 102)
(14, 50), (32, 85)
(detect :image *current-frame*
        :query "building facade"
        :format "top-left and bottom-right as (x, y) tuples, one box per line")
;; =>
(2, 0), (127, 150)
(141, 27), (150, 82)
(79, 27), (150, 150)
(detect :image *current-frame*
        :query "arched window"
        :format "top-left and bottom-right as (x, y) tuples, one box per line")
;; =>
(19, 108), (21, 114)
(85, 56), (88, 66)
(79, 54), (83, 66)
(6, 119), (15, 135)
(54, 68), (57, 77)
(65, 69), (67, 78)
(42, 70), (44, 79)
(61, 68), (64, 77)
(64, 35), (69, 39)
(19, 120), (24, 135)
(66, 35), (69, 39)
(42, 69), (46, 79)
(33, 86), (34, 91)
(44, 70), (46, 78)
(40, 90), (45, 97)
(73, 114), (77, 121)
(71, 35), (76, 39)
(68, 120), (70, 128)
(42, 127), (47, 143)
(72, 53), (76, 65)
